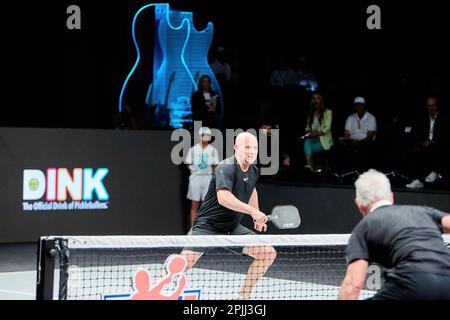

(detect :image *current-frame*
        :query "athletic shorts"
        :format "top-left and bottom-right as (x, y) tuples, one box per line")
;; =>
(184, 224), (256, 254)
(369, 271), (450, 300)
(187, 175), (212, 202)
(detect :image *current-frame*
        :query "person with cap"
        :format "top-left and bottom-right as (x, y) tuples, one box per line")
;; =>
(183, 127), (220, 227)
(343, 96), (377, 144)
(335, 96), (377, 172)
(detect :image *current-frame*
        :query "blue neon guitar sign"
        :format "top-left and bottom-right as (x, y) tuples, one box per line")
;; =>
(119, 3), (223, 129)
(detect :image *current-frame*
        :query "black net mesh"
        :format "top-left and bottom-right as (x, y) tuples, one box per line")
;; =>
(63, 244), (380, 300)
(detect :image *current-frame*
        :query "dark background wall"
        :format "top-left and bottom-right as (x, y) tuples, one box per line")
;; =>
(2, 0), (449, 129)
(0, 128), (186, 243)
(1, 128), (448, 242)
(248, 183), (450, 234)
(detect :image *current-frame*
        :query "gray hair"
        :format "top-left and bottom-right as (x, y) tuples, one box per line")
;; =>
(355, 169), (392, 207)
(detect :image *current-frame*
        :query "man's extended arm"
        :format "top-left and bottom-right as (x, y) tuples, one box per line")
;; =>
(217, 189), (267, 229)
(442, 215), (450, 233)
(338, 259), (369, 300)
(248, 188), (259, 211)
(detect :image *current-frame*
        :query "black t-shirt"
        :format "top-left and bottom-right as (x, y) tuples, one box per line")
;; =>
(347, 205), (450, 275)
(193, 156), (260, 233)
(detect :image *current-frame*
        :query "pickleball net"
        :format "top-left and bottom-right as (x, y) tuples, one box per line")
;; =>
(36, 234), (384, 300)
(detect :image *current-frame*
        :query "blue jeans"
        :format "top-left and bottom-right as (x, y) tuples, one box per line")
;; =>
(303, 138), (324, 157)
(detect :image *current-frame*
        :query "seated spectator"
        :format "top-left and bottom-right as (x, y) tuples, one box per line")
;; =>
(295, 56), (318, 91)
(258, 121), (291, 179)
(270, 55), (297, 87)
(343, 96), (377, 143)
(191, 75), (221, 128)
(334, 96), (377, 171)
(302, 92), (334, 171)
(405, 96), (449, 189)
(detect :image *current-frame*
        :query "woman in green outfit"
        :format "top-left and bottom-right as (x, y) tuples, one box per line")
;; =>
(303, 92), (334, 171)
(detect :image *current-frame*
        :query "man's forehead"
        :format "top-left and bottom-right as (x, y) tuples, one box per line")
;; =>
(236, 133), (257, 144)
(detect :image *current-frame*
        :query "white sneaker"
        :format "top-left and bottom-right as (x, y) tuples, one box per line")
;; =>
(425, 171), (439, 183)
(406, 179), (424, 189)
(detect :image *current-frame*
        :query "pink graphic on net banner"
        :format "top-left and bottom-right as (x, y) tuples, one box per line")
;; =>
(131, 254), (188, 300)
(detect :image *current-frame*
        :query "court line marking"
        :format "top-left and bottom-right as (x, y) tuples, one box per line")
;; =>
(0, 271), (36, 298)
(0, 270), (36, 275)
(0, 289), (34, 297)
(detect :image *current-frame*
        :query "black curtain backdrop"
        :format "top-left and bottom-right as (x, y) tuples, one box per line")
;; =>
(2, 0), (449, 128)
(0, 128), (187, 242)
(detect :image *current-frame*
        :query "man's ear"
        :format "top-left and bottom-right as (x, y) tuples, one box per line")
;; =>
(355, 198), (366, 216)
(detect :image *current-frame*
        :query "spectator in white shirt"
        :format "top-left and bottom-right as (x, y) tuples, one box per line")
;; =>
(184, 127), (220, 227)
(334, 97), (377, 172)
(343, 96), (377, 144)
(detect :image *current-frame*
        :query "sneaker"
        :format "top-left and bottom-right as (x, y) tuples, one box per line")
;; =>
(406, 179), (424, 189)
(425, 171), (439, 183)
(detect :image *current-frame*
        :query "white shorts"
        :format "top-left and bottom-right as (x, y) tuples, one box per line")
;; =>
(187, 175), (212, 202)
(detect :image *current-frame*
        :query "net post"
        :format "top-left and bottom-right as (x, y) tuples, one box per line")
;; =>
(36, 237), (58, 300)
(58, 239), (70, 300)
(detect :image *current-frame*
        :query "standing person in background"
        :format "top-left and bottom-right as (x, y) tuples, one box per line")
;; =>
(184, 127), (220, 227)
(191, 75), (221, 128)
(302, 92), (334, 172)
(343, 97), (377, 144)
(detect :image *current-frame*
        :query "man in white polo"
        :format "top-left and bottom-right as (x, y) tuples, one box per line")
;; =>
(339, 96), (377, 171)
(344, 96), (377, 143)
(184, 127), (220, 227)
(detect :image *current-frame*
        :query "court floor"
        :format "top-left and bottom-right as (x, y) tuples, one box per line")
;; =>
(0, 271), (36, 300)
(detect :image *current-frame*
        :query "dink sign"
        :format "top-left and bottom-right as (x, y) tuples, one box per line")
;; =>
(22, 168), (109, 211)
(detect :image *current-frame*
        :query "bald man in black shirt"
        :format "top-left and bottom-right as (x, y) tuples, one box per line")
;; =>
(339, 169), (450, 300)
(181, 132), (277, 299)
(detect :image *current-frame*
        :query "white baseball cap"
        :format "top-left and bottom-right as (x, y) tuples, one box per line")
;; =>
(354, 96), (366, 104)
(198, 127), (212, 136)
